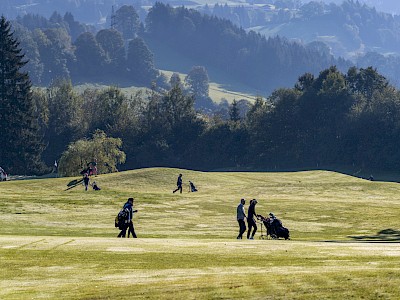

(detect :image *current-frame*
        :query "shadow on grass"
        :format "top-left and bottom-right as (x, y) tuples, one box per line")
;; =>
(349, 229), (400, 242)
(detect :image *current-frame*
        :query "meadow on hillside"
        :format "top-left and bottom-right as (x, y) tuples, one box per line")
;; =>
(1, 168), (400, 299)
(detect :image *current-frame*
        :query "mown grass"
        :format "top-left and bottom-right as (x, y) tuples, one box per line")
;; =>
(1, 168), (400, 299)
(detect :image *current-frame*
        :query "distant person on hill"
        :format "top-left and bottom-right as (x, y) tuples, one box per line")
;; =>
(236, 198), (247, 239)
(88, 159), (98, 176)
(117, 197), (138, 238)
(247, 199), (258, 240)
(173, 174), (183, 194)
(83, 173), (90, 191)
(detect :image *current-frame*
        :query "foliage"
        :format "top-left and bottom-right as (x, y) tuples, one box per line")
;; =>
(114, 5), (141, 40)
(58, 130), (126, 176)
(96, 29), (126, 76)
(73, 32), (106, 81)
(0, 16), (45, 174)
(126, 37), (158, 85)
(41, 79), (85, 165)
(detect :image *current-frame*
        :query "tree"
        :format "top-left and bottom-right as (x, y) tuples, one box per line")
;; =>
(114, 5), (140, 40)
(73, 32), (106, 81)
(229, 99), (240, 122)
(43, 79), (85, 165)
(31, 27), (73, 85)
(87, 86), (132, 136)
(63, 12), (87, 41)
(126, 37), (158, 85)
(12, 22), (43, 85)
(0, 16), (45, 174)
(96, 29), (126, 76)
(58, 130), (126, 177)
(170, 72), (183, 89)
(185, 66), (211, 108)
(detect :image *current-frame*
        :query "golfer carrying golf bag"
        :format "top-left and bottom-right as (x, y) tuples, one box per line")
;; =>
(117, 198), (138, 238)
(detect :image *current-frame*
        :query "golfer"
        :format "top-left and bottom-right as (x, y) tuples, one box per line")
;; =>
(236, 198), (247, 239)
(117, 197), (138, 238)
(173, 174), (183, 194)
(247, 199), (258, 239)
(83, 173), (90, 191)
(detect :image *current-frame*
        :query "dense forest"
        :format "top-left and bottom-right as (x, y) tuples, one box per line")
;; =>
(2, 3), (400, 175)
(11, 3), (350, 96)
(203, 1), (400, 86)
(9, 64), (400, 174)
(3, 12), (400, 175)
(11, 1), (400, 94)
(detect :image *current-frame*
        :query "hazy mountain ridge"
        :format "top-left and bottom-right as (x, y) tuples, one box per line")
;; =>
(305, 0), (400, 15)
(5, 0), (400, 88)
(3, 1), (400, 24)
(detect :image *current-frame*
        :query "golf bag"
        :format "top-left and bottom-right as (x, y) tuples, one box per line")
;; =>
(270, 218), (290, 240)
(258, 214), (290, 240)
(189, 181), (197, 192)
(115, 208), (128, 230)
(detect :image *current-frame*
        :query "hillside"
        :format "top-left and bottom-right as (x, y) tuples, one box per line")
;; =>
(1, 168), (400, 299)
(1, 168), (399, 240)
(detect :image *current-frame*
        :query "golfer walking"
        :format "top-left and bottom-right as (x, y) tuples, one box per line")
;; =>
(173, 174), (183, 194)
(83, 173), (90, 191)
(236, 198), (247, 239)
(117, 198), (138, 238)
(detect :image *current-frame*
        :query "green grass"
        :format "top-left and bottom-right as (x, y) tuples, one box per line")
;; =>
(1, 168), (400, 299)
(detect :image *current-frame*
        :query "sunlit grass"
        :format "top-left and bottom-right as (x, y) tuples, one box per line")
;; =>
(1, 168), (400, 299)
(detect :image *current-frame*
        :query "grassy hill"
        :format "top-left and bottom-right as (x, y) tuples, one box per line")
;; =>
(1, 168), (400, 299)
(73, 71), (257, 105)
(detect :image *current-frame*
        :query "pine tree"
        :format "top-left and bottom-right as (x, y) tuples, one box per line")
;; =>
(0, 16), (44, 174)
(229, 99), (240, 122)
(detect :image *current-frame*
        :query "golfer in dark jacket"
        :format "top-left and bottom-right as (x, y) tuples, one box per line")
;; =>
(236, 198), (247, 239)
(117, 198), (138, 238)
(247, 199), (258, 239)
(173, 174), (183, 194)
(83, 173), (90, 191)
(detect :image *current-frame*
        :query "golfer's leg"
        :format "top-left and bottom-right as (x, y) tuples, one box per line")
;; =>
(130, 222), (137, 238)
(252, 223), (257, 238)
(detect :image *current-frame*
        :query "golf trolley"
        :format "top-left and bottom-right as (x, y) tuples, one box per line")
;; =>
(258, 219), (268, 239)
(257, 215), (271, 240)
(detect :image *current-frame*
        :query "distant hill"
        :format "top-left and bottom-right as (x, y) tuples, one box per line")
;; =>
(304, 0), (400, 15)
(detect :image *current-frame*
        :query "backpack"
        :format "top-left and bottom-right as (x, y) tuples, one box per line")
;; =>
(115, 208), (128, 229)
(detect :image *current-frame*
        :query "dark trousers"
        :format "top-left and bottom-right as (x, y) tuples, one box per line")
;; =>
(127, 221), (137, 238)
(173, 184), (182, 193)
(237, 219), (246, 238)
(117, 221), (137, 238)
(247, 218), (257, 239)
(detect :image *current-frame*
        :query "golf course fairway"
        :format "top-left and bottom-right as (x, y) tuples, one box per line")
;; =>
(1, 167), (400, 299)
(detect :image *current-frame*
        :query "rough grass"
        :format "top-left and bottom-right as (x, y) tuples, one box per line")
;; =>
(1, 168), (400, 299)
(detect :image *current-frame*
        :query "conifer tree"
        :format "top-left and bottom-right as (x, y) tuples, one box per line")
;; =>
(0, 16), (44, 174)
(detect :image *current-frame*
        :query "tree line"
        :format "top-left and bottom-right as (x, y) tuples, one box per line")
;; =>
(27, 65), (400, 174)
